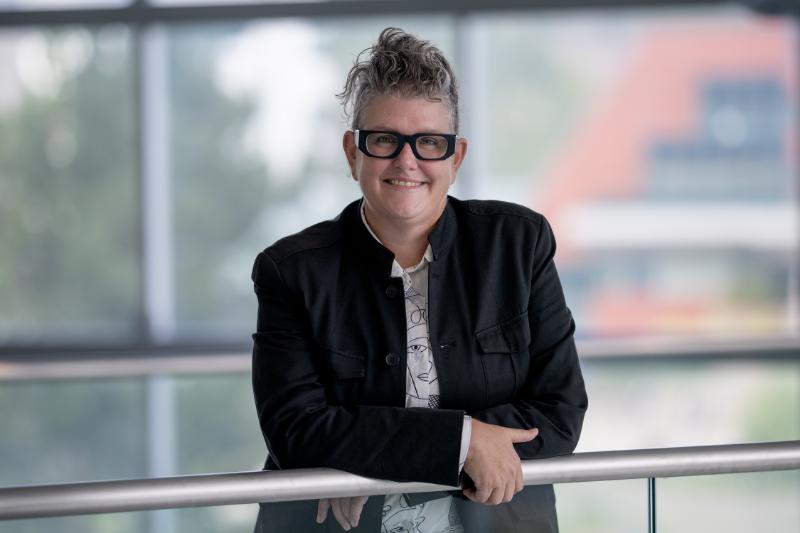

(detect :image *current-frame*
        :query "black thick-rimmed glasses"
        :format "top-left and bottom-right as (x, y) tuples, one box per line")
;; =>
(355, 130), (458, 161)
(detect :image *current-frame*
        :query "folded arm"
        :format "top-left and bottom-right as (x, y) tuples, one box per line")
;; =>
(251, 251), (465, 486)
(470, 216), (588, 460)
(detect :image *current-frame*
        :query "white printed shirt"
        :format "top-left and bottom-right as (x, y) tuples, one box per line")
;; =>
(361, 203), (469, 533)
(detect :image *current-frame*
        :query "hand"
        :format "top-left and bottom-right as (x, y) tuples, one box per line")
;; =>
(462, 419), (538, 505)
(316, 496), (369, 531)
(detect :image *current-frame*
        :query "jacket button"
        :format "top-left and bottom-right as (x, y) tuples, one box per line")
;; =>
(385, 353), (401, 366)
(385, 285), (399, 298)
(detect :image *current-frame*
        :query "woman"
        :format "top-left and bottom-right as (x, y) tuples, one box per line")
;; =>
(252, 28), (587, 533)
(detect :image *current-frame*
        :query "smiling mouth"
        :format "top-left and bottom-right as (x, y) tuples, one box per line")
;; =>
(384, 179), (426, 187)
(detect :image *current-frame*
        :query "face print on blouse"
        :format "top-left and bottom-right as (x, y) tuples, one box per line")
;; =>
(382, 497), (462, 533)
(401, 266), (440, 410)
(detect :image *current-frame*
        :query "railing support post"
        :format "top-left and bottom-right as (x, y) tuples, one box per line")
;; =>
(647, 477), (656, 533)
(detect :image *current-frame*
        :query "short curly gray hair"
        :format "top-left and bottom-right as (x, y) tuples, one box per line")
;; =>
(337, 27), (460, 134)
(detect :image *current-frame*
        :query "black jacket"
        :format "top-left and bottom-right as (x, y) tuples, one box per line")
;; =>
(251, 197), (588, 532)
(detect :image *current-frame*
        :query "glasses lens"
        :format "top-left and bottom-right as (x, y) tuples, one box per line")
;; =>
(365, 132), (400, 157)
(415, 135), (450, 159)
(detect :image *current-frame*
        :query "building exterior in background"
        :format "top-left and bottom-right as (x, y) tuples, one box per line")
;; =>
(538, 20), (798, 339)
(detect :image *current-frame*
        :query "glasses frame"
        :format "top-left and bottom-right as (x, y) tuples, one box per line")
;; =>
(355, 130), (458, 161)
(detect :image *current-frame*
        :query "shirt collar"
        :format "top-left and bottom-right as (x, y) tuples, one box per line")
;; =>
(359, 200), (434, 277)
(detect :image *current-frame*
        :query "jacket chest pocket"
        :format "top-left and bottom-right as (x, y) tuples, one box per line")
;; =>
(319, 347), (365, 405)
(475, 311), (531, 405)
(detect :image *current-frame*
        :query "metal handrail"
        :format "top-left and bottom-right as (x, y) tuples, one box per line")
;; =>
(1, 441), (798, 520)
(1, 335), (798, 381)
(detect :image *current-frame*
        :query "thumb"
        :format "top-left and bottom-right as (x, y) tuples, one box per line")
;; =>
(508, 427), (539, 443)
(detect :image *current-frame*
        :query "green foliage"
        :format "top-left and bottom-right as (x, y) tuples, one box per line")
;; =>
(0, 29), (138, 341)
(167, 25), (301, 336)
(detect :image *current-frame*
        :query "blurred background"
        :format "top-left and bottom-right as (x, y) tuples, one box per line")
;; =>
(0, 0), (798, 532)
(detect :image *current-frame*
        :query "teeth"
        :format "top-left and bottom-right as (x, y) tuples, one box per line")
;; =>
(387, 179), (422, 187)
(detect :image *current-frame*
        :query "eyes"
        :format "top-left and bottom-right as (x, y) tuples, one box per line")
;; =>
(373, 134), (398, 145)
(418, 136), (447, 150)
(372, 135), (441, 148)
(357, 130), (457, 161)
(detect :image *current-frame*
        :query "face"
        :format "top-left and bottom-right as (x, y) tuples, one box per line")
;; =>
(343, 94), (467, 233)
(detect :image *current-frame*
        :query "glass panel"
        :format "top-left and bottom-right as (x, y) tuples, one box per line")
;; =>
(0, 512), (145, 533)
(0, 378), (146, 487)
(165, 18), (455, 341)
(0, 26), (138, 344)
(577, 360), (800, 451)
(659, 471), (800, 533)
(474, 7), (799, 341)
(174, 373), (264, 474)
(556, 479), (647, 533)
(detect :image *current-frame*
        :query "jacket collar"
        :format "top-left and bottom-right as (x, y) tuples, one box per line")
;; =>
(342, 196), (457, 274)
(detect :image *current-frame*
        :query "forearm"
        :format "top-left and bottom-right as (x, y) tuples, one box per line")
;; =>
(258, 397), (466, 485)
(469, 399), (585, 459)
(469, 323), (587, 459)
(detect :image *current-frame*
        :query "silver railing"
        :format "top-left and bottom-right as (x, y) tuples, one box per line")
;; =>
(1, 441), (798, 522)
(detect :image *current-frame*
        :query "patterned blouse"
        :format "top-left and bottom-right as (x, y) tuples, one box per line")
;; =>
(361, 203), (470, 533)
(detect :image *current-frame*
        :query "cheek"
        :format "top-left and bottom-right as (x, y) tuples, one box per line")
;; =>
(356, 158), (389, 182)
(436, 168), (456, 187)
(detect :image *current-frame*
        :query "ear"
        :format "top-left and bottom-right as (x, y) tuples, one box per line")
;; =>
(449, 137), (468, 183)
(343, 130), (358, 180)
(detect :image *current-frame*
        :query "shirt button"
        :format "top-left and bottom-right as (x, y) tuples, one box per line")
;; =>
(385, 353), (401, 366)
(385, 285), (399, 298)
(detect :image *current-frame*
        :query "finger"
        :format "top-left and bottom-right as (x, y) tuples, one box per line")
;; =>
(463, 488), (479, 503)
(331, 499), (351, 531)
(473, 485), (493, 504)
(487, 487), (505, 506)
(348, 496), (368, 527)
(508, 427), (539, 443)
(503, 481), (516, 503)
(515, 468), (524, 494)
(317, 499), (330, 524)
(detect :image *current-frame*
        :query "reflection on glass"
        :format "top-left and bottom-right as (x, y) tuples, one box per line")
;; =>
(0, 26), (138, 343)
(659, 471), (800, 533)
(474, 9), (798, 340)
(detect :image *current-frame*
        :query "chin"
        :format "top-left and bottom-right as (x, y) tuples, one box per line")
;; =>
(386, 201), (428, 220)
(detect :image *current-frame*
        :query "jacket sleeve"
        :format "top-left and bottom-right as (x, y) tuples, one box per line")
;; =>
(251, 250), (466, 486)
(468, 216), (588, 460)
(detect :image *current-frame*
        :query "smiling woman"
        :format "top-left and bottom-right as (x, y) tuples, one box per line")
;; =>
(250, 27), (587, 533)
(342, 94), (467, 266)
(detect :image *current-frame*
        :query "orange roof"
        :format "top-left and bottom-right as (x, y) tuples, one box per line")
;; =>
(537, 19), (797, 261)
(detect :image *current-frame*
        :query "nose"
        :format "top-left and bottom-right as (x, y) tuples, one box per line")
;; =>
(393, 141), (418, 170)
